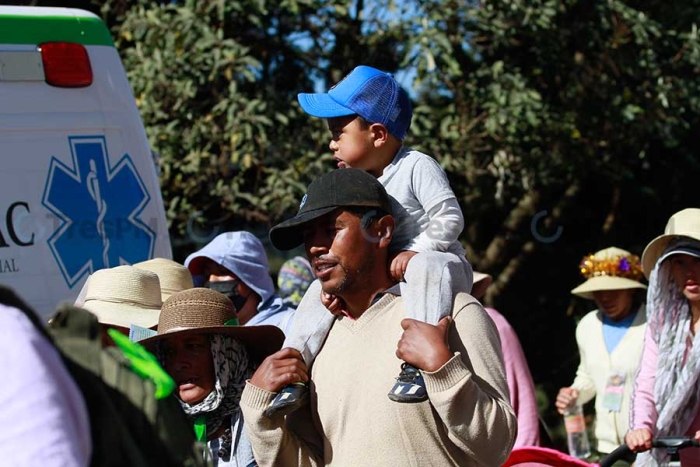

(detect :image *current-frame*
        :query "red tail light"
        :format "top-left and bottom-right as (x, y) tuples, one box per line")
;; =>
(39, 42), (93, 88)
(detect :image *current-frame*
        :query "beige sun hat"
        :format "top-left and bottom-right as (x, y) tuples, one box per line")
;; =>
(140, 288), (284, 364)
(471, 271), (493, 301)
(134, 258), (194, 301)
(570, 247), (647, 300)
(81, 265), (162, 328)
(641, 208), (700, 278)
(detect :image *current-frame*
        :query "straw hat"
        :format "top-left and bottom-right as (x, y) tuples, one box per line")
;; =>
(82, 265), (162, 328)
(471, 271), (493, 301)
(134, 258), (194, 301)
(570, 247), (647, 300)
(140, 288), (284, 364)
(641, 208), (700, 278)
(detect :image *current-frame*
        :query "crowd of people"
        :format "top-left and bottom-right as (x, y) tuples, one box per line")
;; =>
(3, 64), (700, 467)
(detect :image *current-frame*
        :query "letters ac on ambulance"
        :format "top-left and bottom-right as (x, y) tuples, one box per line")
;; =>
(0, 7), (172, 320)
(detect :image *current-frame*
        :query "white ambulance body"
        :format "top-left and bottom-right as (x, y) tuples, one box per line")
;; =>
(0, 7), (172, 320)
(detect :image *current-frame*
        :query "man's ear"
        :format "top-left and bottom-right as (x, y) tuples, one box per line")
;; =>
(370, 123), (390, 147)
(376, 214), (395, 248)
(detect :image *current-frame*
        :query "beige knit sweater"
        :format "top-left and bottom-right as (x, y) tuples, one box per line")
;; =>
(240, 292), (517, 466)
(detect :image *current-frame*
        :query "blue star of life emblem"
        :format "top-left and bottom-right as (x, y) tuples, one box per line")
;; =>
(42, 136), (156, 287)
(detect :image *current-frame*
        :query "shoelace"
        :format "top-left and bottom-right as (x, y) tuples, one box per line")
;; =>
(396, 363), (422, 383)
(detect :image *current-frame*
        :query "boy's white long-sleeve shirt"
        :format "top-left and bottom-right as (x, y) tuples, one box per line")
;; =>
(378, 147), (467, 259)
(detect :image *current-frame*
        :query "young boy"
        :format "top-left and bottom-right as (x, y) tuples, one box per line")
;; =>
(266, 65), (474, 416)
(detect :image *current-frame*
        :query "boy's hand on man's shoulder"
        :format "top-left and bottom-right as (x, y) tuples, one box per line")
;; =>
(389, 250), (418, 282)
(321, 291), (347, 317)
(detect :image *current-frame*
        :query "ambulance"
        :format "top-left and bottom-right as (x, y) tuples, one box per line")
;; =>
(0, 6), (172, 320)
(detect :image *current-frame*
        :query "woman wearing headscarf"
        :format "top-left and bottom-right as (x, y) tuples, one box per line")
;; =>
(556, 247), (647, 464)
(142, 288), (284, 466)
(626, 208), (700, 466)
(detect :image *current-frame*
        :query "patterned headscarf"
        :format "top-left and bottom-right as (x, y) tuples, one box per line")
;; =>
(632, 247), (700, 466)
(277, 256), (314, 307)
(158, 334), (254, 461)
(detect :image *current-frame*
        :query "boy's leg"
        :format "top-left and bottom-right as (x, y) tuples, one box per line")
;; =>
(283, 279), (335, 364)
(388, 251), (473, 403)
(401, 251), (473, 325)
(266, 279), (335, 417)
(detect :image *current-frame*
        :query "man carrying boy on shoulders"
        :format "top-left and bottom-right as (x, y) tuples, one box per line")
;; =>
(240, 168), (517, 467)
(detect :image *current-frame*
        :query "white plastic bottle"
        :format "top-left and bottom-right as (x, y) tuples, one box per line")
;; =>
(564, 403), (591, 459)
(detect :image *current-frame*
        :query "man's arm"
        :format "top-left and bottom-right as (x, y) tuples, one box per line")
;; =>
(239, 348), (324, 467)
(397, 298), (518, 466)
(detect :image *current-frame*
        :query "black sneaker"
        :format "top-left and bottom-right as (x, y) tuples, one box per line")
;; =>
(264, 382), (309, 418)
(387, 363), (428, 403)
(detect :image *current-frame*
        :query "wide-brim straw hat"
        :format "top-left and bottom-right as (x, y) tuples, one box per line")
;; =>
(471, 271), (493, 301)
(140, 288), (284, 363)
(81, 265), (162, 328)
(571, 247), (647, 300)
(641, 208), (700, 278)
(134, 257), (194, 302)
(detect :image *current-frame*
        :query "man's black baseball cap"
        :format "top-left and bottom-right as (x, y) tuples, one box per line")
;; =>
(269, 168), (391, 251)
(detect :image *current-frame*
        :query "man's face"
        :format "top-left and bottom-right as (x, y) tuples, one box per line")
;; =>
(202, 259), (237, 283)
(303, 209), (376, 297)
(200, 258), (257, 324)
(161, 334), (216, 406)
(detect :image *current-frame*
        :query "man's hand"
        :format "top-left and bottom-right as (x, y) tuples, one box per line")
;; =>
(389, 250), (418, 282)
(396, 316), (452, 372)
(625, 428), (653, 452)
(249, 348), (308, 393)
(555, 387), (579, 414)
(321, 291), (347, 317)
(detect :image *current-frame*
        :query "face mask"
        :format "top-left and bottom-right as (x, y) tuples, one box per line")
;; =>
(205, 279), (248, 311)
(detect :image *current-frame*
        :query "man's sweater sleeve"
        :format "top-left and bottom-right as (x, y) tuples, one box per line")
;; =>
(240, 383), (324, 467)
(422, 299), (518, 466)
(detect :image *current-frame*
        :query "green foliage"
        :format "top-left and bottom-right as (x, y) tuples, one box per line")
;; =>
(109, 0), (335, 238)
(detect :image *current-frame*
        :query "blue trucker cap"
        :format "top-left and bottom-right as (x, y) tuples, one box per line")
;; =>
(297, 65), (412, 140)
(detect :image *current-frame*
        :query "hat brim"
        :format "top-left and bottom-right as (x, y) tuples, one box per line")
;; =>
(297, 93), (356, 118)
(471, 271), (493, 300)
(140, 324), (284, 364)
(642, 233), (700, 278)
(270, 206), (338, 251)
(185, 249), (220, 276)
(82, 301), (160, 329)
(657, 246), (700, 265)
(571, 276), (647, 300)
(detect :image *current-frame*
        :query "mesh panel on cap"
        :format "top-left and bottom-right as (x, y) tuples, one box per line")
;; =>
(350, 76), (396, 126)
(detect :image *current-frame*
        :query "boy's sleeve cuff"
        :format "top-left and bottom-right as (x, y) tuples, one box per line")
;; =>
(241, 381), (277, 411)
(422, 352), (470, 393)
